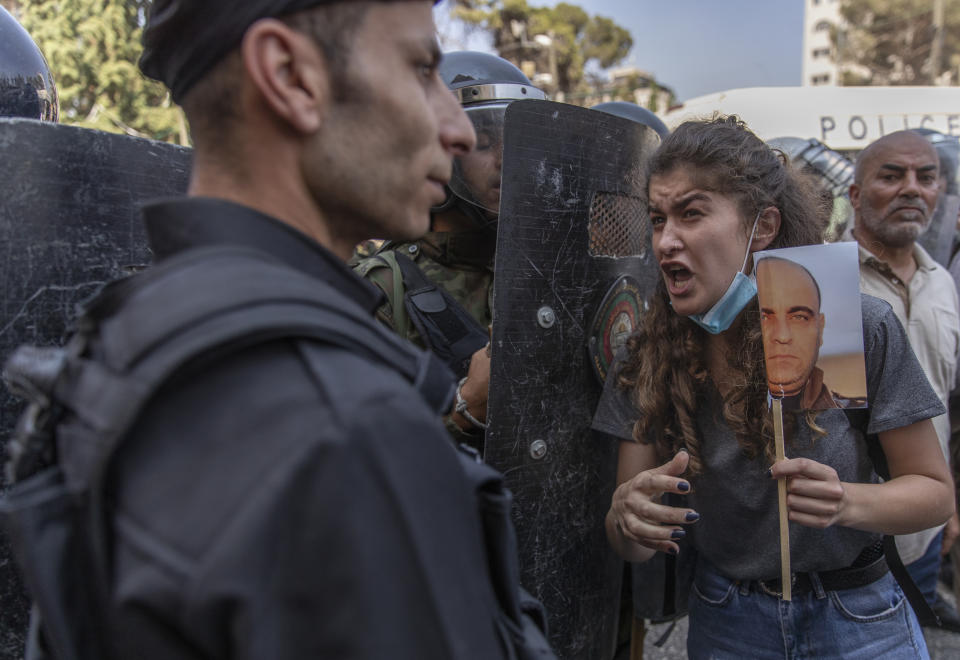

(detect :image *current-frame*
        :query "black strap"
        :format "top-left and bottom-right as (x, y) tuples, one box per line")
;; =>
(393, 251), (489, 378)
(59, 246), (454, 484)
(847, 408), (941, 627)
(662, 553), (677, 617)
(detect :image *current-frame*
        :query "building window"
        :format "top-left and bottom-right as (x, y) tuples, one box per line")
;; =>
(812, 47), (831, 59)
(811, 73), (831, 85)
(815, 20), (831, 32)
(812, 0), (820, 5)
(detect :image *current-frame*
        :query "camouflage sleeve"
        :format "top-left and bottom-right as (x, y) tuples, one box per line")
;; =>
(356, 253), (482, 449)
(353, 252), (408, 339)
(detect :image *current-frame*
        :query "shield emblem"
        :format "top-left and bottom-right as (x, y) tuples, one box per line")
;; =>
(587, 274), (645, 385)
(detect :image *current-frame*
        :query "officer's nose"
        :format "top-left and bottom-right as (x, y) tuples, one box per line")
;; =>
(439, 90), (475, 157)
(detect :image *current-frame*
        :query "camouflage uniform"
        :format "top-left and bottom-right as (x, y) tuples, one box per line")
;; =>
(354, 229), (495, 448)
(354, 229), (495, 348)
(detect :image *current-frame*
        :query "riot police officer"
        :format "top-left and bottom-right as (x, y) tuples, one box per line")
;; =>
(767, 136), (854, 240)
(355, 50), (546, 449)
(0, 6), (58, 121)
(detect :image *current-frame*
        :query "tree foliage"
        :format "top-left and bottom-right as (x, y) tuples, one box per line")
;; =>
(835, 0), (960, 85)
(1, 0), (187, 143)
(451, 0), (632, 96)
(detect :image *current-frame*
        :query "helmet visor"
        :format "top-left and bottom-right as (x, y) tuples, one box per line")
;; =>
(449, 103), (508, 215)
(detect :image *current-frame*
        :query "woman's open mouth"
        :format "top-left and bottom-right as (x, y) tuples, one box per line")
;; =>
(664, 264), (692, 295)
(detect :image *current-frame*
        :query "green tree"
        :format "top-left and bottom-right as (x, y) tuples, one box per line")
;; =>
(646, 81), (660, 113)
(2, 0), (187, 143)
(450, 0), (632, 97)
(835, 0), (960, 85)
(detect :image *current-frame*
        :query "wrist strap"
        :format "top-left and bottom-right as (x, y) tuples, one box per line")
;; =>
(455, 376), (487, 430)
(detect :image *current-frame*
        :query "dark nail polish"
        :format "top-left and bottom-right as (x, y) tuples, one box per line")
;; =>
(766, 468), (773, 478)
(685, 511), (700, 522)
(677, 481), (690, 492)
(670, 529), (686, 539)
(668, 547), (679, 555)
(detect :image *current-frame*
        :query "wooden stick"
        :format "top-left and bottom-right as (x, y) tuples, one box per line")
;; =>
(772, 398), (791, 601)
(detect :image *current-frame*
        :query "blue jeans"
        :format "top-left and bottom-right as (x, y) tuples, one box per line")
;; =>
(687, 559), (928, 659)
(905, 530), (943, 608)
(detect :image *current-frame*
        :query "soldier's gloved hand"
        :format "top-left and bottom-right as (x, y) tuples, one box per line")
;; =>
(610, 450), (698, 556)
(452, 345), (490, 431)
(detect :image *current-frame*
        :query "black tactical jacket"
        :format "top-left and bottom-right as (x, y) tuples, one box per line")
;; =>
(103, 198), (508, 659)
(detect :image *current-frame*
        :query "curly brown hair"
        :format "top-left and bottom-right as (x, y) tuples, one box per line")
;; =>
(616, 115), (828, 477)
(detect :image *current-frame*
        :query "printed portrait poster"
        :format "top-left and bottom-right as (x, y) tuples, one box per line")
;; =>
(753, 242), (867, 411)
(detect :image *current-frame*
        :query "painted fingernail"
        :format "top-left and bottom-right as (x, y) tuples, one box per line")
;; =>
(767, 468), (773, 478)
(677, 481), (690, 492)
(685, 511), (700, 522)
(668, 547), (679, 555)
(670, 529), (686, 539)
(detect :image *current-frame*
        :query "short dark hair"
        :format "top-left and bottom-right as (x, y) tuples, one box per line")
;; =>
(181, 2), (371, 148)
(281, 2), (372, 97)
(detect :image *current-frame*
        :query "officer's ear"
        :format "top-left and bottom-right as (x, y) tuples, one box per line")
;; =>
(240, 18), (328, 134)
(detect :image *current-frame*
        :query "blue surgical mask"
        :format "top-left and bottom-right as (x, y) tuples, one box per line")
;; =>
(687, 212), (762, 334)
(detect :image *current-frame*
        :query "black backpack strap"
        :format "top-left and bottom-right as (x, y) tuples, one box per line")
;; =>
(454, 449), (555, 658)
(393, 251), (489, 379)
(845, 408), (940, 627)
(55, 246), (454, 487)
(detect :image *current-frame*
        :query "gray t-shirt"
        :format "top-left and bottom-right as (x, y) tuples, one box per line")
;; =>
(593, 294), (945, 580)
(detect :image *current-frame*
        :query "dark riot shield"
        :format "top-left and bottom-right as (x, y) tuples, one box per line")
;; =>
(0, 118), (191, 658)
(487, 100), (661, 660)
(918, 193), (960, 267)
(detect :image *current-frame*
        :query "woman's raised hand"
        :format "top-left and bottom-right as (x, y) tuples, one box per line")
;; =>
(610, 450), (700, 555)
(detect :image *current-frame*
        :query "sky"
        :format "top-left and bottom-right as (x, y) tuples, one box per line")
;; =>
(434, 0), (805, 103)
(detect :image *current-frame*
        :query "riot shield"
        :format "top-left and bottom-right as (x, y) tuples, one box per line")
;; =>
(487, 100), (661, 660)
(918, 193), (960, 268)
(0, 118), (190, 658)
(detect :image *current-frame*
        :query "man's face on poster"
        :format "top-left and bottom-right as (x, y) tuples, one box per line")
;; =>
(756, 258), (826, 398)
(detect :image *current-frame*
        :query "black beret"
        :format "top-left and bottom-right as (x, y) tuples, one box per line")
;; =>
(140, 0), (339, 103)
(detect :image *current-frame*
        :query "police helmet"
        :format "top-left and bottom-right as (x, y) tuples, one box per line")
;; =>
(0, 6), (58, 122)
(590, 101), (669, 140)
(767, 136), (852, 198)
(440, 51), (546, 215)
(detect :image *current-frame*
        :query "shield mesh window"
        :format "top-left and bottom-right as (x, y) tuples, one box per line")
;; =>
(588, 191), (649, 258)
